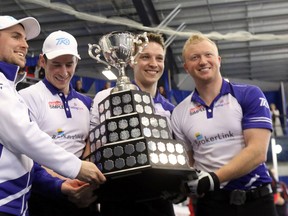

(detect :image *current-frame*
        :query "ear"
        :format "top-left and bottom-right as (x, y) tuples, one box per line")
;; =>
(39, 54), (46, 67)
(183, 62), (189, 74)
(218, 55), (221, 69)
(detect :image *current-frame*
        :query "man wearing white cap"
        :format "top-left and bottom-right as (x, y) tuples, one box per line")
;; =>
(0, 15), (106, 216)
(19, 30), (99, 215)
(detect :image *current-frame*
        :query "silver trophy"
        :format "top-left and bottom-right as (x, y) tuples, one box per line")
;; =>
(88, 31), (148, 93)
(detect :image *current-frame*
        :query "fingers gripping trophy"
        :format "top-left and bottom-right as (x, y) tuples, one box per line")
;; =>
(87, 31), (196, 203)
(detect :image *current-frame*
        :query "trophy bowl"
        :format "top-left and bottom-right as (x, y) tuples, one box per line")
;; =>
(99, 32), (136, 71)
(88, 31), (148, 92)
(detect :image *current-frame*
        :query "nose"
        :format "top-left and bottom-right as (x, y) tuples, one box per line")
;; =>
(60, 65), (69, 77)
(148, 57), (158, 67)
(199, 55), (208, 65)
(21, 38), (29, 49)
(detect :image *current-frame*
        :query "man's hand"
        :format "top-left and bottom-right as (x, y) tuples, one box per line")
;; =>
(61, 179), (99, 208)
(76, 161), (106, 184)
(185, 170), (220, 196)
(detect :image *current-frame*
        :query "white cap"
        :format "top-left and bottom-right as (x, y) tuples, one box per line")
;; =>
(0, 15), (40, 40)
(42, 30), (81, 60)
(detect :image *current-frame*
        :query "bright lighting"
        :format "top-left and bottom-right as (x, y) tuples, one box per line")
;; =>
(275, 144), (282, 154)
(102, 69), (117, 80)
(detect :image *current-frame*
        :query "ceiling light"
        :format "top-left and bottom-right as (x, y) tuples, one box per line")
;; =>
(102, 68), (117, 80)
(275, 144), (282, 154)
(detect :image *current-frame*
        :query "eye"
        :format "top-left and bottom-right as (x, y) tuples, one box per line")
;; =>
(157, 56), (164, 61)
(191, 56), (198, 61)
(12, 33), (21, 40)
(140, 55), (149, 59)
(52, 63), (62, 68)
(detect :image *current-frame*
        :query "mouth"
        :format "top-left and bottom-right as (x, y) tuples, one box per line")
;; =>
(55, 75), (69, 82)
(199, 67), (211, 72)
(145, 70), (158, 75)
(16, 51), (26, 58)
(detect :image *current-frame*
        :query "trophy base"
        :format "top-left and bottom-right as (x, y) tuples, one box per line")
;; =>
(92, 137), (197, 203)
(96, 167), (197, 203)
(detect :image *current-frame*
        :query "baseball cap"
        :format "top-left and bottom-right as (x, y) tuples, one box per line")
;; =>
(42, 30), (81, 60)
(0, 15), (40, 40)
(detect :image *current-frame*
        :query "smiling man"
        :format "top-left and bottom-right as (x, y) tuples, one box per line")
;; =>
(19, 30), (100, 216)
(0, 16), (105, 216)
(89, 32), (176, 216)
(171, 33), (276, 216)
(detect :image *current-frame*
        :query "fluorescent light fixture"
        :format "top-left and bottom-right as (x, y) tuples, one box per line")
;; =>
(102, 69), (117, 80)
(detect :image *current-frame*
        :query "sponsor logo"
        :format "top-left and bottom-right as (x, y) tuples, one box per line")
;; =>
(192, 131), (234, 148)
(52, 128), (84, 140)
(70, 102), (84, 111)
(259, 97), (269, 109)
(56, 37), (70, 45)
(49, 101), (84, 110)
(190, 104), (205, 115)
(215, 99), (229, 108)
(49, 100), (63, 109)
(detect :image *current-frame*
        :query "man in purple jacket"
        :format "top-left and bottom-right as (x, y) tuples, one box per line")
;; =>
(0, 15), (106, 216)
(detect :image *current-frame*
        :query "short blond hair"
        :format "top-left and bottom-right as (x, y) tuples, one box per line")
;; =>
(182, 33), (218, 59)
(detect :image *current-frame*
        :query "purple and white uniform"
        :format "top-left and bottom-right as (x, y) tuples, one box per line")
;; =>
(0, 62), (81, 215)
(171, 79), (272, 190)
(19, 79), (92, 158)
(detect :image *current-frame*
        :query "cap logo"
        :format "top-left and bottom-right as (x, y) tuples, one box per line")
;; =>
(56, 37), (70, 45)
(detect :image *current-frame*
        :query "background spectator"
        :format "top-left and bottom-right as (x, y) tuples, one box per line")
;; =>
(75, 79), (86, 93)
(270, 103), (284, 136)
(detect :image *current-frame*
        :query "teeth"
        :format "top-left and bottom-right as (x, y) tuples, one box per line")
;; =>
(200, 68), (209, 72)
(18, 52), (24, 57)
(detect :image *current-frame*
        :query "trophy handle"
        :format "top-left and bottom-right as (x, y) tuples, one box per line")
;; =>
(131, 32), (149, 65)
(88, 43), (111, 69)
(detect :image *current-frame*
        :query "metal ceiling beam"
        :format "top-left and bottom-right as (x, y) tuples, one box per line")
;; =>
(132, 0), (159, 25)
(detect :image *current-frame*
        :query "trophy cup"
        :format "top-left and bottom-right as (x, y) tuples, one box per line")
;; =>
(87, 32), (197, 203)
(88, 31), (148, 92)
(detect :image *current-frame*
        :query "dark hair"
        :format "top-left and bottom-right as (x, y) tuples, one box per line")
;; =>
(134, 32), (165, 54)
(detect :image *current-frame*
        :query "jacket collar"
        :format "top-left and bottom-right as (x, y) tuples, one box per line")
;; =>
(42, 78), (76, 99)
(0, 61), (20, 82)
